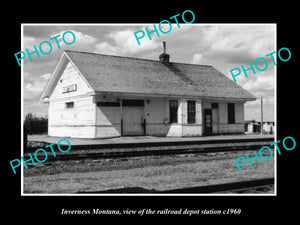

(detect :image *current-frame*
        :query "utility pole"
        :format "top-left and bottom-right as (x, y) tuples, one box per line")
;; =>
(261, 96), (263, 135)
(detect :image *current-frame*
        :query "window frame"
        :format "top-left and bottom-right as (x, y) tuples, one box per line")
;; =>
(187, 100), (196, 124)
(227, 103), (235, 124)
(169, 100), (178, 123)
(65, 101), (74, 109)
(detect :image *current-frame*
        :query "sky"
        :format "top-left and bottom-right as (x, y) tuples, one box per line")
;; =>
(22, 24), (276, 121)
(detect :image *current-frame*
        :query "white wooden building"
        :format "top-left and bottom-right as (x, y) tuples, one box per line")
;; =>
(40, 48), (256, 138)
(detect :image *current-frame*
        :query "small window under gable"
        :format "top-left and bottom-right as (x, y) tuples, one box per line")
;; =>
(65, 102), (74, 109)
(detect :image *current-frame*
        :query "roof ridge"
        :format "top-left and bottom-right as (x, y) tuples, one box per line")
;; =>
(64, 50), (213, 67)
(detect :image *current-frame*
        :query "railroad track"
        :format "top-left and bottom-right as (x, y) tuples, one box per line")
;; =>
(48, 144), (271, 161)
(28, 137), (274, 161)
(27, 137), (274, 151)
(77, 178), (275, 194)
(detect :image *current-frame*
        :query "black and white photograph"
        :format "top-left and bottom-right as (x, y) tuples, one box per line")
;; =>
(5, 5), (298, 221)
(21, 24), (276, 195)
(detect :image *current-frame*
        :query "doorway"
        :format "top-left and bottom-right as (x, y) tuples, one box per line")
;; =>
(212, 102), (219, 134)
(203, 108), (212, 135)
(122, 99), (145, 136)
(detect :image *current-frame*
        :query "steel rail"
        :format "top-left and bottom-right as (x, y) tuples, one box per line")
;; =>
(37, 142), (273, 161)
(26, 137), (274, 152)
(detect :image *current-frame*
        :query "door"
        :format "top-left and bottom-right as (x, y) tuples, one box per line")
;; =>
(203, 109), (212, 135)
(122, 100), (144, 136)
(212, 103), (219, 134)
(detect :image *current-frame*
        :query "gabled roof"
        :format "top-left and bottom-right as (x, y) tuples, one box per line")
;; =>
(41, 50), (256, 101)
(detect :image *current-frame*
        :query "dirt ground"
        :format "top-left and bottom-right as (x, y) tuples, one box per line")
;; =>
(23, 149), (275, 194)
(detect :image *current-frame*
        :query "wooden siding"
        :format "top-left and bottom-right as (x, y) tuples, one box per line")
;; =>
(48, 80), (245, 137)
(145, 99), (166, 124)
(48, 61), (96, 138)
(202, 100), (245, 134)
(219, 123), (244, 134)
(48, 96), (96, 138)
(146, 98), (169, 136)
(182, 124), (202, 136)
(50, 61), (93, 100)
(235, 102), (244, 123)
(49, 97), (95, 126)
(95, 104), (121, 138)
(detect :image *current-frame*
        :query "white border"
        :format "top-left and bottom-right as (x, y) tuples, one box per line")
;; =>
(21, 23), (277, 197)
(21, 24), (24, 194)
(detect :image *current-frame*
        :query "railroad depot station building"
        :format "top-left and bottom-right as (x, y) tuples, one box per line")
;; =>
(40, 46), (256, 138)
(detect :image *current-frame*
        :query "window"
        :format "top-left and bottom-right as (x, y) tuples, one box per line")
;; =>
(227, 103), (235, 124)
(187, 100), (196, 124)
(169, 100), (178, 123)
(65, 102), (74, 109)
(62, 84), (77, 93)
(97, 102), (120, 107)
(211, 102), (219, 108)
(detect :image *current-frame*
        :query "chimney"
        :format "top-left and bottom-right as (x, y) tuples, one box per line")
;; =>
(159, 41), (170, 62)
